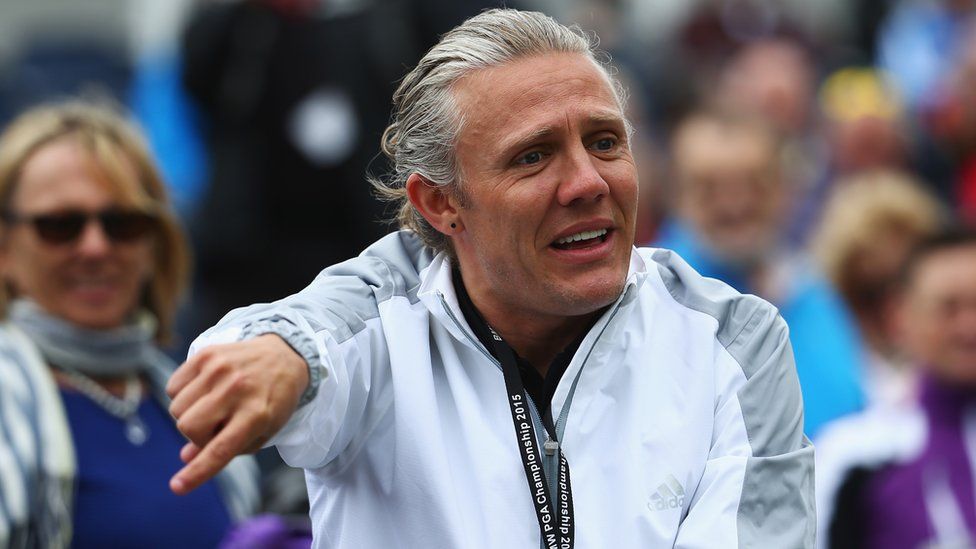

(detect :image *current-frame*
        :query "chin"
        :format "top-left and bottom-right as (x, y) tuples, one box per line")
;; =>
(932, 362), (976, 389)
(559, 277), (627, 315)
(62, 308), (129, 330)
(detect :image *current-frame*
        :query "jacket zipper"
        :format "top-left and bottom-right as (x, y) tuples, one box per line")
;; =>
(437, 287), (634, 497)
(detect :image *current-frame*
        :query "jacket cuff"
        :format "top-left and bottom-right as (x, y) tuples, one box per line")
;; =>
(238, 316), (325, 408)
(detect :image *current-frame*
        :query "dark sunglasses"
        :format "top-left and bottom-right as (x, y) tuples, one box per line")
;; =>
(1, 209), (157, 245)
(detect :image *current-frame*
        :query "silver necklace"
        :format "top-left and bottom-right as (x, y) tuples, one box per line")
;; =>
(58, 367), (150, 445)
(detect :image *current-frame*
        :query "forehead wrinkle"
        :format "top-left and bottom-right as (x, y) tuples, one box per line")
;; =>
(453, 54), (624, 160)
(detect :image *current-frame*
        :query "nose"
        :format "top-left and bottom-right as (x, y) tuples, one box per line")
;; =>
(713, 177), (758, 217)
(556, 144), (610, 207)
(75, 218), (112, 257)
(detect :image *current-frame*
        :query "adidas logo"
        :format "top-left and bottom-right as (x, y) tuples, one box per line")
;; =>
(648, 475), (685, 512)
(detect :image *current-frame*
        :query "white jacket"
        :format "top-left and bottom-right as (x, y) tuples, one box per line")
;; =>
(195, 231), (815, 548)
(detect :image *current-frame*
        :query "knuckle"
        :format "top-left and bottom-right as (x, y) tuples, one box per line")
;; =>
(175, 417), (193, 435)
(228, 370), (257, 394)
(211, 358), (233, 377)
(176, 418), (206, 442)
(193, 347), (214, 367)
(195, 346), (217, 363)
(250, 406), (273, 428)
(208, 438), (237, 465)
(169, 401), (184, 420)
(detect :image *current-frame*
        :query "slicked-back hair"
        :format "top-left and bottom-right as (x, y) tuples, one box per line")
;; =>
(369, 8), (629, 256)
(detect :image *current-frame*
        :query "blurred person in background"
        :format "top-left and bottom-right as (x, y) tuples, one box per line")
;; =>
(655, 107), (865, 438)
(812, 170), (945, 406)
(925, 17), (976, 224)
(0, 101), (258, 548)
(712, 36), (827, 247)
(718, 37), (816, 141)
(819, 68), (910, 177)
(816, 230), (976, 549)
(806, 67), (916, 234)
(877, 0), (975, 116)
(877, 1), (976, 205)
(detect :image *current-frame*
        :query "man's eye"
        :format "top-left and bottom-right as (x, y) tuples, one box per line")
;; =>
(593, 138), (616, 151)
(517, 151), (544, 165)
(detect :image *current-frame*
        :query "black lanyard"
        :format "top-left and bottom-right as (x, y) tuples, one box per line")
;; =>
(488, 326), (575, 549)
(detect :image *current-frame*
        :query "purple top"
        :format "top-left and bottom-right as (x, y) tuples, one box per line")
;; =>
(219, 515), (312, 549)
(864, 376), (976, 548)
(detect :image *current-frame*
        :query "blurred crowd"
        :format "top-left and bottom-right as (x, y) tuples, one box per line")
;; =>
(0, 0), (975, 546)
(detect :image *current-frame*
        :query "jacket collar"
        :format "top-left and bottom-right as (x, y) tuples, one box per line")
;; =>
(417, 247), (649, 350)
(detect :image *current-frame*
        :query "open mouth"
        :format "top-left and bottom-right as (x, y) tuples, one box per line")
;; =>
(551, 228), (610, 251)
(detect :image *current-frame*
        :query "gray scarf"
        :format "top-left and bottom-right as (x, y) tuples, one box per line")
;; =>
(8, 299), (158, 377)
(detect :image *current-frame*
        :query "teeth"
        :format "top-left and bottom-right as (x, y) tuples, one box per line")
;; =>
(555, 228), (608, 245)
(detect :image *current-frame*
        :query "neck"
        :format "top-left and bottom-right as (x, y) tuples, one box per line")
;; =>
(450, 266), (605, 376)
(8, 299), (154, 377)
(52, 368), (135, 397)
(480, 304), (599, 376)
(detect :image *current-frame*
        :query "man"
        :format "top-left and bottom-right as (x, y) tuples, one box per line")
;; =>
(816, 230), (976, 549)
(656, 109), (865, 438)
(167, 9), (814, 547)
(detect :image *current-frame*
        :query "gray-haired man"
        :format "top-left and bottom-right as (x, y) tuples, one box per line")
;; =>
(167, 9), (815, 547)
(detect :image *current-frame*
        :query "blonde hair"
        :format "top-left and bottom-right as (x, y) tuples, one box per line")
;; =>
(813, 170), (944, 308)
(0, 100), (190, 343)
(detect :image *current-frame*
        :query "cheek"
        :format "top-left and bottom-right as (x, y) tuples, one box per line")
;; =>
(915, 324), (948, 355)
(3, 240), (57, 295)
(499, 189), (549, 233)
(607, 166), (639, 197)
(128, 243), (156, 283)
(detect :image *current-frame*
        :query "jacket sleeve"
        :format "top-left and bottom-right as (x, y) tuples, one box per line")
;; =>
(673, 304), (816, 548)
(189, 233), (429, 470)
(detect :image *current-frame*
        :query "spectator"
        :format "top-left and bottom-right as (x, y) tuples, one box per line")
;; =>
(714, 36), (825, 246)
(656, 107), (865, 437)
(819, 68), (910, 177)
(877, 1), (976, 203)
(817, 229), (976, 549)
(0, 101), (258, 548)
(813, 170), (945, 405)
(926, 17), (976, 224)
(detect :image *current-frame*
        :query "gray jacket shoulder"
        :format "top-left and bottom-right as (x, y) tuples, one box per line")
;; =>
(220, 231), (435, 344)
(646, 247), (789, 380)
(315, 230), (434, 305)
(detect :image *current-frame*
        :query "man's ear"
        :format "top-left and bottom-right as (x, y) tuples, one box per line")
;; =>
(406, 174), (463, 234)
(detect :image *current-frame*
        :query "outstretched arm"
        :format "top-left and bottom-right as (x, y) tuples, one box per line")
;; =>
(167, 334), (309, 495)
(166, 233), (429, 494)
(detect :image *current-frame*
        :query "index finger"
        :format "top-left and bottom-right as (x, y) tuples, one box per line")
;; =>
(169, 415), (253, 495)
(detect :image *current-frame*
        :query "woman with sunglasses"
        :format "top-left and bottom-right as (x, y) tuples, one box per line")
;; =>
(0, 101), (258, 548)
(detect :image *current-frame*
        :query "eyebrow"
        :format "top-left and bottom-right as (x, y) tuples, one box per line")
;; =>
(497, 111), (627, 156)
(499, 127), (556, 157)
